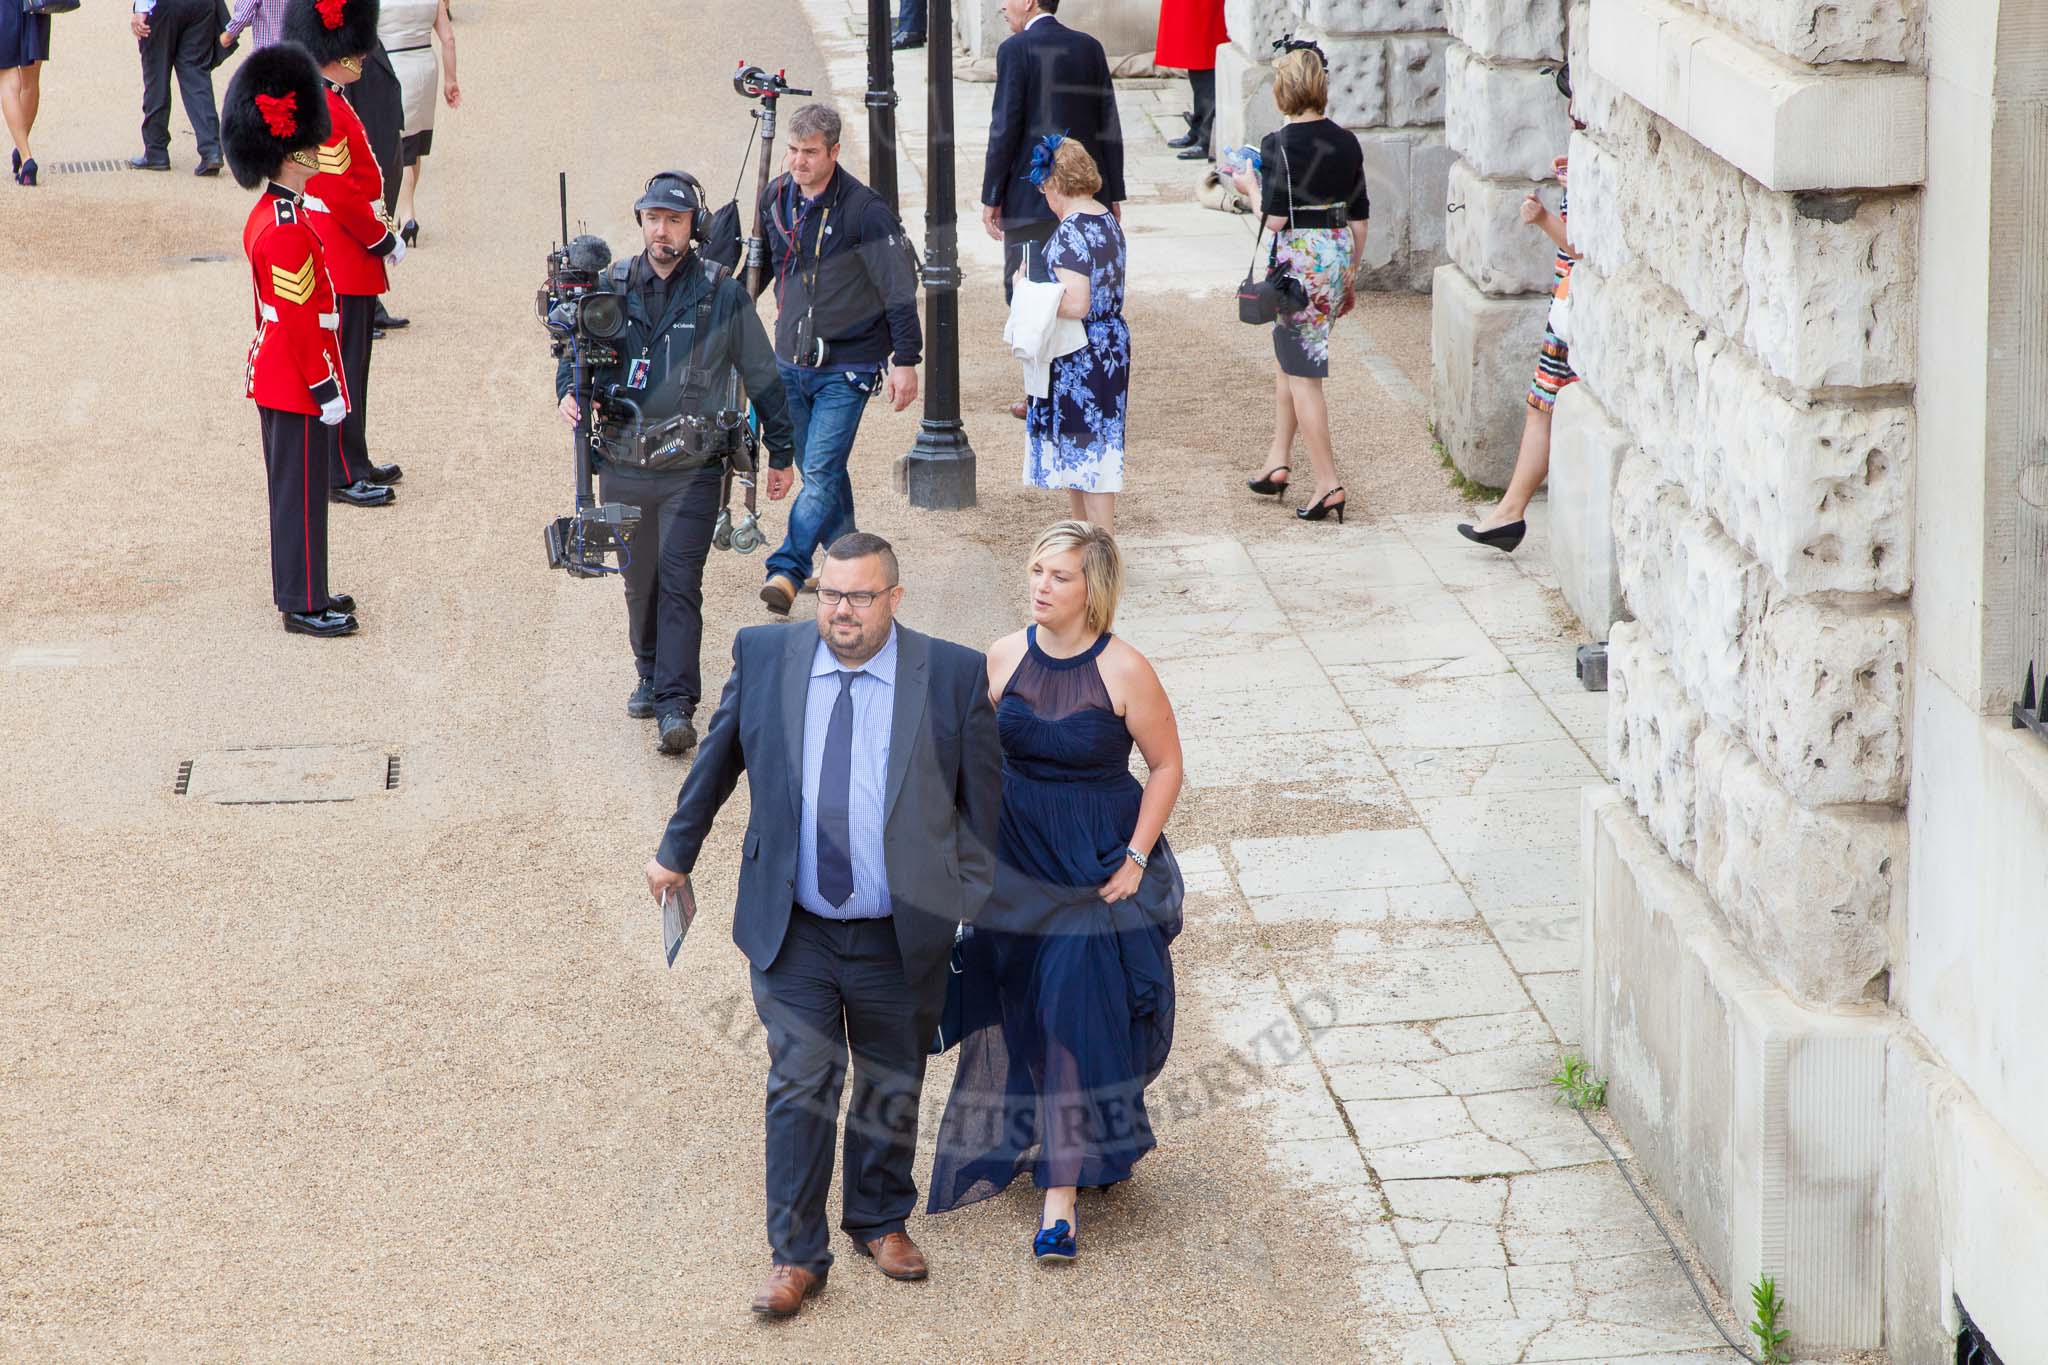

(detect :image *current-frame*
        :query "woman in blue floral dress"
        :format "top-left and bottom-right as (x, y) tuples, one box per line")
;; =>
(1017, 137), (1130, 533)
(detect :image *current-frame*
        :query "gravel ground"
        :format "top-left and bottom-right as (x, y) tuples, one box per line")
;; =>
(0, 2), (1460, 1356)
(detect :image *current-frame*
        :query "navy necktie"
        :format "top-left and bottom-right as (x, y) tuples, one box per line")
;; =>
(816, 670), (857, 908)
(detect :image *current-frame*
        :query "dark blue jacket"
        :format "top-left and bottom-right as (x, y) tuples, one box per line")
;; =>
(655, 621), (1002, 992)
(758, 166), (922, 370)
(981, 16), (1127, 230)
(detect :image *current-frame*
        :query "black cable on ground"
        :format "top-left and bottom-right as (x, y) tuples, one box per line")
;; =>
(1573, 1106), (1762, 1363)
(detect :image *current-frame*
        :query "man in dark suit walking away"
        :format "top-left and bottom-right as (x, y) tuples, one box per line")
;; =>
(129, 0), (226, 174)
(979, 0), (1125, 417)
(645, 532), (1002, 1320)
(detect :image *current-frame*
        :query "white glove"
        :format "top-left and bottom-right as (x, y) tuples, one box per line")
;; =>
(385, 233), (407, 267)
(319, 394), (347, 426)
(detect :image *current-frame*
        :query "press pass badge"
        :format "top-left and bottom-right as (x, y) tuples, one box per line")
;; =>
(661, 882), (695, 967)
(626, 358), (652, 390)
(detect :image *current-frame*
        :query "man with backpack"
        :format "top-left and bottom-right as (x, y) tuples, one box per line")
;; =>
(754, 103), (922, 617)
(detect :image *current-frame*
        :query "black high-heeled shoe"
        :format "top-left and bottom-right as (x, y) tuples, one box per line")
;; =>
(1456, 519), (1527, 553)
(1246, 464), (1290, 496)
(9, 149), (18, 178)
(16, 157), (37, 187)
(1297, 488), (1346, 524)
(401, 219), (419, 247)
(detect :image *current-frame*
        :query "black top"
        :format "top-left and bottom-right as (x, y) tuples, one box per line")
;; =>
(1259, 119), (1371, 223)
(553, 249), (797, 468)
(757, 166), (923, 370)
(981, 15), (1127, 228)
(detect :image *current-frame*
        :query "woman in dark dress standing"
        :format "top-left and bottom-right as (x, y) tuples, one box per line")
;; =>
(928, 521), (1185, 1264)
(1, 1), (52, 186)
(1228, 39), (1371, 524)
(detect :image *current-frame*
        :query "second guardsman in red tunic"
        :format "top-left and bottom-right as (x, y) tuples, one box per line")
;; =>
(282, 0), (406, 508)
(225, 44), (359, 638)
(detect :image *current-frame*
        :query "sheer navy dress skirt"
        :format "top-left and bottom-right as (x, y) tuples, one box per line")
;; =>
(927, 628), (1183, 1212)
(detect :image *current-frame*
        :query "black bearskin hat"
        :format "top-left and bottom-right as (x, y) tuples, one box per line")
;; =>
(223, 44), (333, 189)
(281, 0), (382, 67)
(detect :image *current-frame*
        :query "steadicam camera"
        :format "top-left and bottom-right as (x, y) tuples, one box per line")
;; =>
(537, 178), (639, 578)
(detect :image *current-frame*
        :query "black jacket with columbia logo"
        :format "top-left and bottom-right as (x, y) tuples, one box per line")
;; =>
(555, 248), (796, 470)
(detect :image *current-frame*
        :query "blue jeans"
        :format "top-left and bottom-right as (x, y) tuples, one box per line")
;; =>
(766, 364), (879, 586)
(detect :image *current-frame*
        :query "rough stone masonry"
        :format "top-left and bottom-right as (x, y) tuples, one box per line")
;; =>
(1560, 0), (1926, 1350)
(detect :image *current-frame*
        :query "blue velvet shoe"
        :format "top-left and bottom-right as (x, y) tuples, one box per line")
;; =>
(1033, 1220), (1077, 1264)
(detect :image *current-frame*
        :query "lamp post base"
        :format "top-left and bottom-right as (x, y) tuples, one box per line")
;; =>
(903, 422), (978, 510)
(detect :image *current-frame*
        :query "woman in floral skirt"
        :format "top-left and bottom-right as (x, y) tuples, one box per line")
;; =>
(1230, 38), (1371, 524)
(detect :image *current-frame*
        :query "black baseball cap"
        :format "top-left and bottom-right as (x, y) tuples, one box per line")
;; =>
(635, 171), (704, 217)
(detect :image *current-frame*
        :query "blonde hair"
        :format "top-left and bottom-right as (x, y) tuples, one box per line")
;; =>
(1029, 520), (1124, 633)
(1272, 49), (1328, 117)
(1043, 138), (1103, 199)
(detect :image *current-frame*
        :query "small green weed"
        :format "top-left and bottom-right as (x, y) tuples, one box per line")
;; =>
(1749, 1275), (1791, 1364)
(1435, 440), (1506, 502)
(1547, 1053), (1607, 1110)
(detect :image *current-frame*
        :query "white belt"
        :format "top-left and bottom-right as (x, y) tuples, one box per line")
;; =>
(301, 195), (330, 213)
(260, 303), (340, 328)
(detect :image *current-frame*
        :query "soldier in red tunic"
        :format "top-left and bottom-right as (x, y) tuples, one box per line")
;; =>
(225, 44), (358, 638)
(282, 0), (406, 509)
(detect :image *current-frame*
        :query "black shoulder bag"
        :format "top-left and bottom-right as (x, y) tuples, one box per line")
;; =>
(1236, 141), (1308, 325)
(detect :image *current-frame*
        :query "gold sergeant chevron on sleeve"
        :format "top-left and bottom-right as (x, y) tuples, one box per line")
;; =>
(271, 256), (318, 306)
(316, 139), (352, 176)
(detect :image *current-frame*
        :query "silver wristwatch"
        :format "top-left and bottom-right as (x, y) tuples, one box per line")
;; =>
(1125, 846), (1148, 870)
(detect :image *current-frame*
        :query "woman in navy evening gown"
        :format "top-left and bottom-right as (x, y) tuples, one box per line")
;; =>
(927, 521), (1185, 1264)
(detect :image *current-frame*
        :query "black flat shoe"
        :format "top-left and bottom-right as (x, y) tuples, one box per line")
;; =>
(128, 154), (171, 171)
(331, 480), (395, 507)
(626, 677), (656, 719)
(370, 327), (388, 342)
(1247, 464), (1290, 496)
(326, 593), (355, 614)
(1166, 130), (1200, 149)
(400, 219), (418, 247)
(374, 303), (409, 329)
(1176, 144), (1211, 161)
(1456, 519), (1527, 553)
(1297, 487), (1347, 524)
(891, 31), (924, 49)
(282, 609), (358, 638)
(365, 462), (403, 484)
(194, 158), (223, 177)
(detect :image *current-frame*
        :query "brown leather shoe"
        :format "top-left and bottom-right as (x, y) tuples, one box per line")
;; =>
(857, 1230), (929, 1281)
(1009, 399), (1028, 420)
(750, 1263), (825, 1317)
(759, 574), (798, 616)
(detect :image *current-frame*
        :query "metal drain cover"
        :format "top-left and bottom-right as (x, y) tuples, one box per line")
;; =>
(48, 159), (138, 174)
(180, 744), (397, 804)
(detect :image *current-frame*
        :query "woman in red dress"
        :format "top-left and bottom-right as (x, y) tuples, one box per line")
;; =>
(1154, 0), (1227, 161)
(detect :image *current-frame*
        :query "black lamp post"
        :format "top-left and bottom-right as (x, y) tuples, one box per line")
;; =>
(864, 0), (899, 213)
(902, 0), (977, 510)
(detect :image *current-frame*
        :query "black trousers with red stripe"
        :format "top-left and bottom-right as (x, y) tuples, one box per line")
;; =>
(331, 293), (378, 489)
(260, 405), (333, 614)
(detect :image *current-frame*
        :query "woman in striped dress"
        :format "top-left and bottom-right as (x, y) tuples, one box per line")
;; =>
(1457, 66), (1582, 555)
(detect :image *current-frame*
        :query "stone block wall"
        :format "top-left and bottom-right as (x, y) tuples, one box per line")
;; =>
(1212, 0), (1452, 293)
(1427, 1), (1569, 488)
(1574, 0), (1927, 1350)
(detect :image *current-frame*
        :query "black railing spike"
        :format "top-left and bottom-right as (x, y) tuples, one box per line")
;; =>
(2024, 662), (2038, 713)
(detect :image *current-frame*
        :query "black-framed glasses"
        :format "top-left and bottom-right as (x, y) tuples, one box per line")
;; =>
(818, 588), (887, 608)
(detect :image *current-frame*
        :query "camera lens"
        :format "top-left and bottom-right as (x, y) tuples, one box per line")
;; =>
(579, 293), (627, 340)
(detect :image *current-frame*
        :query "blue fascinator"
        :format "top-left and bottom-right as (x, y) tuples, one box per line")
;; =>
(1024, 131), (1066, 189)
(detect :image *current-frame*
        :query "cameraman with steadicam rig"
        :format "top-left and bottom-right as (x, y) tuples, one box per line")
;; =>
(557, 171), (796, 758)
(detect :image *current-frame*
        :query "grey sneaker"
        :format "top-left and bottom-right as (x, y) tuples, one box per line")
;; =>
(627, 677), (656, 718)
(657, 712), (698, 755)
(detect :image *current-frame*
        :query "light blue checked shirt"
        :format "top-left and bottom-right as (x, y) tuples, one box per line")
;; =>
(795, 628), (896, 920)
